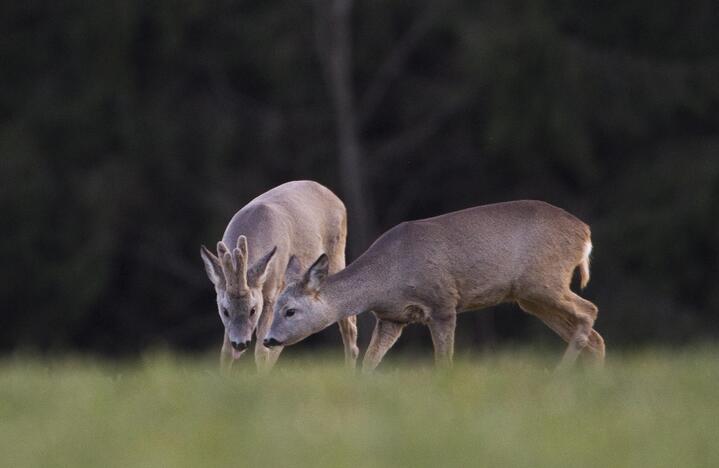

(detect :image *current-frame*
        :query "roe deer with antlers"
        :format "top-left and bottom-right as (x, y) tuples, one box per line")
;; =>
(200, 180), (358, 373)
(265, 200), (604, 372)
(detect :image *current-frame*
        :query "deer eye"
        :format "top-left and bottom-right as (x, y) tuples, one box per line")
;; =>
(249, 307), (256, 317)
(222, 308), (229, 318)
(285, 309), (296, 318)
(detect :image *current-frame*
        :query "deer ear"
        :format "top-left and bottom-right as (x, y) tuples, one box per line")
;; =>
(200, 245), (224, 287)
(248, 246), (277, 287)
(303, 254), (329, 293)
(285, 255), (303, 284)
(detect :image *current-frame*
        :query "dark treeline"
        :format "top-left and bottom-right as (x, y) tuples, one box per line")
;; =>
(2, 0), (718, 357)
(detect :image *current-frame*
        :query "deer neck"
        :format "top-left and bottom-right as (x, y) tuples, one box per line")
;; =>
(321, 254), (387, 321)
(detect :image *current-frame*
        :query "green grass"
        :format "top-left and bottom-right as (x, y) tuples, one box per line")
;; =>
(1, 349), (718, 468)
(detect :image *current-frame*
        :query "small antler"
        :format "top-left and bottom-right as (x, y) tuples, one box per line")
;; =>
(237, 235), (248, 258)
(235, 236), (249, 290)
(217, 238), (250, 295)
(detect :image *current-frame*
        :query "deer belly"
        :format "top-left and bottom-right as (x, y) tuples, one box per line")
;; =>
(377, 304), (432, 325)
(458, 285), (511, 312)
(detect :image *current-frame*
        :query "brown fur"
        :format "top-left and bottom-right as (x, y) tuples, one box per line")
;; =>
(201, 181), (359, 372)
(270, 200), (604, 372)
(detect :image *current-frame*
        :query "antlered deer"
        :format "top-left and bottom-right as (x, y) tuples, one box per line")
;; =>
(265, 200), (605, 372)
(200, 181), (358, 372)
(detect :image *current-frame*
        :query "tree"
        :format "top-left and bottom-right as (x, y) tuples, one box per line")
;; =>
(312, 0), (374, 257)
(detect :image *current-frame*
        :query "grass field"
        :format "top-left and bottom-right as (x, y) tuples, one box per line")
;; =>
(1, 348), (718, 468)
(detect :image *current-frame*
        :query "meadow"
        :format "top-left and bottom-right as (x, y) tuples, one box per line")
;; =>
(1, 348), (717, 468)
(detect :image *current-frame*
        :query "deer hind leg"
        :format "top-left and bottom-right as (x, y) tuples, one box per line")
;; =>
(567, 293), (605, 367)
(518, 291), (597, 371)
(585, 329), (605, 367)
(362, 317), (405, 373)
(338, 316), (360, 369)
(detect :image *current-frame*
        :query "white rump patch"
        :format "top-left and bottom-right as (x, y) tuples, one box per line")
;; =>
(583, 241), (593, 264)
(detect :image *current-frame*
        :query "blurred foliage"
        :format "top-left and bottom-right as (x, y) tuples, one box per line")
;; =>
(1, 0), (718, 355)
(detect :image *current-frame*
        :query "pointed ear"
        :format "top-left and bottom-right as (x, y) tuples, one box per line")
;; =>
(200, 245), (224, 287)
(303, 254), (329, 293)
(285, 255), (303, 284)
(248, 246), (277, 287)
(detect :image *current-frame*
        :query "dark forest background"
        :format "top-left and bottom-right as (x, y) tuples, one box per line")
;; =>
(2, 0), (718, 358)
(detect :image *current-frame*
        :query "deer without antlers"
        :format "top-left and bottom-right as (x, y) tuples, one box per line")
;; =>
(265, 200), (605, 372)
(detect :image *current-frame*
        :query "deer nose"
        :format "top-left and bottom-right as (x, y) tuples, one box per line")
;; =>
(263, 337), (283, 348)
(231, 340), (249, 351)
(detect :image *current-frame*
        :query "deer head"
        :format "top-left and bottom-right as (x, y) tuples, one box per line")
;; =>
(200, 235), (276, 358)
(264, 254), (335, 347)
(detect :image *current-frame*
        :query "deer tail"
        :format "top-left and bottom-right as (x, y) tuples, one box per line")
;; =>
(578, 240), (592, 289)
